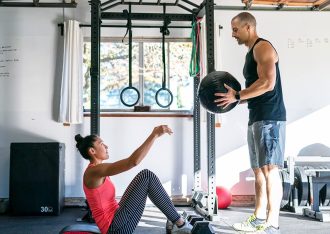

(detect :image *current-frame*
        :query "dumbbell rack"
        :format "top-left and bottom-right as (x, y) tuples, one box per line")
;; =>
(166, 211), (215, 234)
(284, 156), (330, 222)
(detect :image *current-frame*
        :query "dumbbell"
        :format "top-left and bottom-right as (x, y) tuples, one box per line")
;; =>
(187, 215), (204, 226)
(191, 221), (215, 234)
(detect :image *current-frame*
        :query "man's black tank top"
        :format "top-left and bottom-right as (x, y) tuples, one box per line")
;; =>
(243, 38), (286, 125)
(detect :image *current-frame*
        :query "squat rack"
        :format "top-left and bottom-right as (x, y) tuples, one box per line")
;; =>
(89, 0), (219, 220)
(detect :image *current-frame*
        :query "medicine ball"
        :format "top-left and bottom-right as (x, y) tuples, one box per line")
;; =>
(198, 71), (241, 114)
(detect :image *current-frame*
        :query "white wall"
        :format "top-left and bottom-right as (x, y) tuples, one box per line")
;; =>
(0, 7), (77, 197)
(214, 10), (330, 194)
(0, 2), (195, 198)
(1, 2), (330, 199)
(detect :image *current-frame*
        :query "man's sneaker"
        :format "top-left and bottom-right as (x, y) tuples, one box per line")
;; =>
(171, 221), (193, 234)
(255, 223), (281, 234)
(232, 214), (266, 232)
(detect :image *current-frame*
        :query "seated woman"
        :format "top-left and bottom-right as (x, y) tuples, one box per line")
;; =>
(75, 125), (192, 234)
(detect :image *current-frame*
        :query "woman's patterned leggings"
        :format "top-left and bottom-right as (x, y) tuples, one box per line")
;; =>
(107, 169), (181, 234)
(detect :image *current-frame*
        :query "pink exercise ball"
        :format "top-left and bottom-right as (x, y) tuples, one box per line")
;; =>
(216, 186), (232, 209)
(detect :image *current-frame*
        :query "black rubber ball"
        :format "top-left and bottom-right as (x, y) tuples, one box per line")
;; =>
(198, 71), (241, 114)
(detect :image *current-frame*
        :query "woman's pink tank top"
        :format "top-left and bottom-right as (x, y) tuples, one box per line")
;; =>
(83, 164), (119, 234)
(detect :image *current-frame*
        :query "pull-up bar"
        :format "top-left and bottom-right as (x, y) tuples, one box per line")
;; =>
(79, 24), (192, 29)
(57, 23), (191, 36)
(101, 12), (194, 21)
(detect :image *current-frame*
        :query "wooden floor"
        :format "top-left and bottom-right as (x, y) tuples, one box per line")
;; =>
(0, 205), (330, 233)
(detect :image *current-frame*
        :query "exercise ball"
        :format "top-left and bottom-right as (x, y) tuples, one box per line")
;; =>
(198, 71), (241, 114)
(216, 186), (232, 209)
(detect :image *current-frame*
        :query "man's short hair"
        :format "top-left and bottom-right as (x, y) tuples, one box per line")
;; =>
(232, 12), (256, 27)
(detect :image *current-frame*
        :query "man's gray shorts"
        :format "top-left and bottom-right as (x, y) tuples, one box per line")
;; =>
(247, 120), (286, 169)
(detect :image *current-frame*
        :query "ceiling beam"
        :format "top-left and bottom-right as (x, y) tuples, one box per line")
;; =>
(316, 0), (330, 10)
(0, 1), (77, 8)
(214, 4), (330, 11)
(246, 0), (253, 9)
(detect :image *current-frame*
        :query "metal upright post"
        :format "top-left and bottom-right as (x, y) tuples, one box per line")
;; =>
(90, 0), (101, 135)
(193, 75), (201, 192)
(205, 0), (219, 221)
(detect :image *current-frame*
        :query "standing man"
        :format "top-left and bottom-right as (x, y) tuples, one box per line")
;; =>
(215, 12), (286, 234)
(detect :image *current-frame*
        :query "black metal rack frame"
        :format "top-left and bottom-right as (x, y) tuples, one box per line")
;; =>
(100, 0), (200, 13)
(89, 0), (218, 220)
(90, 0), (204, 135)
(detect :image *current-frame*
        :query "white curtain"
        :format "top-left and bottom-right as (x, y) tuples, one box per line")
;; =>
(58, 20), (83, 124)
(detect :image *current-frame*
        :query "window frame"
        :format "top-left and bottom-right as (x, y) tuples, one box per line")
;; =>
(83, 37), (193, 115)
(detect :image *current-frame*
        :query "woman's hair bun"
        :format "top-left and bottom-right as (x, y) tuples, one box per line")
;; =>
(75, 134), (83, 144)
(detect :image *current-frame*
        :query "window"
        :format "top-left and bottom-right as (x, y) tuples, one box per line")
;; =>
(83, 38), (193, 112)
